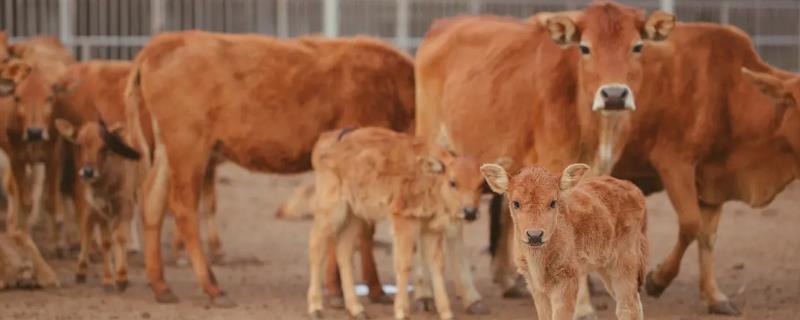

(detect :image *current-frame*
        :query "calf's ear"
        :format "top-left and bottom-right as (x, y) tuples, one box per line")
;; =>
(480, 163), (509, 194)
(642, 11), (675, 41)
(54, 118), (76, 141)
(547, 15), (580, 46)
(742, 68), (795, 107)
(494, 157), (513, 171)
(560, 163), (590, 191)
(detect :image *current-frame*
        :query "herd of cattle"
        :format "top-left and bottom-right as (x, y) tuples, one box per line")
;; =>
(0, 1), (799, 319)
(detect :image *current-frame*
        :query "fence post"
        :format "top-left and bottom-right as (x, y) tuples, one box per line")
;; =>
(396, 0), (409, 52)
(277, 0), (288, 37)
(59, 0), (75, 53)
(151, 0), (167, 34)
(659, 0), (674, 13)
(469, 0), (481, 14)
(323, 0), (339, 38)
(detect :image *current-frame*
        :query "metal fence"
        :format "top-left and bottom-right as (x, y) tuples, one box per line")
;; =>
(1, 0), (800, 70)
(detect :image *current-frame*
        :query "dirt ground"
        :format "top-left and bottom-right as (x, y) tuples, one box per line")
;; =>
(0, 163), (798, 320)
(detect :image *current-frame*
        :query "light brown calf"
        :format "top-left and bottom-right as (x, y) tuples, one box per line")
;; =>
(0, 232), (60, 289)
(482, 163), (647, 320)
(55, 119), (140, 291)
(307, 127), (483, 320)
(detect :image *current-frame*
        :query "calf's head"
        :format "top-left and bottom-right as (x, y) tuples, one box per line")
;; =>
(10, 71), (76, 142)
(421, 153), (484, 221)
(55, 119), (141, 181)
(481, 163), (590, 247)
(546, 3), (674, 112)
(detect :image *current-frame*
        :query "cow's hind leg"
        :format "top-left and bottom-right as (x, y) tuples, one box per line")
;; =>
(574, 275), (597, 320)
(75, 211), (94, 284)
(98, 220), (115, 292)
(698, 204), (739, 315)
(359, 223), (389, 304)
(601, 267), (643, 320)
(392, 216), (420, 320)
(324, 241), (344, 308)
(141, 147), (176, 303)
(113, 201), (133, 291)
(45, 153), (67, 258)
(413, 245), (434, 312)
(202, 165), (223, 263)
(446, 222), (487, 314)
(336, 215), (366, 319)
(307, 212), (333, 318)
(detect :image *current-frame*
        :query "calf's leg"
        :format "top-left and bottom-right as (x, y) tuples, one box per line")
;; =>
(98, 220), (115, 292)
(392, 216), (419, 320)
(359, 223), (388, 303)
(335, 216), (366, 318)
(307, 215), (332, 318)
(421, 229), (453, 320)
(202, 165), (223, 263)
(446, 222), (487, 313)
(550, 278), (579, 320)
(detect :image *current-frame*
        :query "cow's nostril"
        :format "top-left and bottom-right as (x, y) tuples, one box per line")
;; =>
(601, 89), (609, 98)
(79, 166), (95, 179)
(26, 128), (43, 140)
(525, 229), (545, 244)
(619, 88), (628, 99)
(463, 207), (478, 221)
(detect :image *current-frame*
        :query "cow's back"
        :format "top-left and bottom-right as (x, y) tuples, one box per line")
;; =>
(16, 37), (75, 83)
(57, 61), (132, 126)
(415, 15), (581, 171)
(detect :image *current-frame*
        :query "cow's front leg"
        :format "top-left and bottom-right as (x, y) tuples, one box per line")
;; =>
(551, 277), (579, 320)
(446, 221), (488, 314)
(421, 229), (453, 320)
(698, 204), (739, 315)
(392, 216), (419, 320)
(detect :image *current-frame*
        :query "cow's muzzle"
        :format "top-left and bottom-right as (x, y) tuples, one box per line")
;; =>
(79, 165), (97, 181)
(593, 84), (636, 112)
(461, 207), (478, 221)
(523, 229), (545, 247)
(25, 127), (44, 141)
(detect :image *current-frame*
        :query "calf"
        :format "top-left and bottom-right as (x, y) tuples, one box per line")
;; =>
(307, 127), (483, 320)
(54, 119), (140, 291)
(481, 163), (647, 320)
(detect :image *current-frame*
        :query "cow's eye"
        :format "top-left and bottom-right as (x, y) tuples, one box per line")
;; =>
(579, 45), (591, 55)
(449, 179), (456, 188)
(549, 200), (557, 209)
(512, 201), (520, 209)
(632, 43), (644, 53)
(13, 95), (20, 103)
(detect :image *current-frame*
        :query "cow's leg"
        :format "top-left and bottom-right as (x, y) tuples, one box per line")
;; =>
(602, 268), (643, 320)
(359, 223), (388, 303)
(127, 206), (142, 253)
(324, 240), (344, 307)
(141, 150), (175, 303)
(392, 216), (419, 320)
(698, 204), (739, 315)
(446, 222), (487, 314)
(98, 219), (115, 292)
(646, 158), (699, 298)
(75, 209), (94, 284)
(113, 201), (133, 291)
(307, 213), (332, 318)
(335, 216), (366, 318)
(532, 289), (552, 320)
(574, 275), (597, 319)
(202, 165), (223, 263)
(17, 233), (59, 288)
(5, 161), (33, 236)
(170, 223), (187, 266)
(551, 278), (579, 320)
(45, 153), (67, 258)
(412, 241), (434, 312)
(167, 157), (232, 307)
(420, 229), (453, 320)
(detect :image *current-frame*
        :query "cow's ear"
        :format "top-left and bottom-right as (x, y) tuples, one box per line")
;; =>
(494, 157), (513, 171)
(0, 61), (31, 97)
(547, 16), (580, 46)
(52, 78), (79, 96)
(742, 68), (795, 107)
(642, 11), (675, 41)
(560, 163), (590, 191)
(481, 163), (509, 194)
(54, 118), (76, 141)
(420, 156), (445, 174)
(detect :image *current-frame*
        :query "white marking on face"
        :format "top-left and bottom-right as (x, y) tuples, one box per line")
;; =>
(592, 83), (636, 112)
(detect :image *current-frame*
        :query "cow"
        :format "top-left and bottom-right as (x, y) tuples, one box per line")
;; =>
(482, 163), (647, 320)
(413, 2), (674, 317)
(0, 37), (75, 257)
(603, 23), (799, 315)
(123, 32), (416, 305)
(0, 232), (60, 290)
(307, 127), (483, 320)
(54, 119), (140, 292)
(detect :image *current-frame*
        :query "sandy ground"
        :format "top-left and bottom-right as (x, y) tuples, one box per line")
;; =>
(1, 163), (799, 320)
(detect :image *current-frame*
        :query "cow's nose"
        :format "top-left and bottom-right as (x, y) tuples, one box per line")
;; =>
(79, 166), (95, 180)
(600, 86), (629, 110)
(463, 207), (478, 221)
(525, 229), (545, 246)
(26, 128), (43, 141)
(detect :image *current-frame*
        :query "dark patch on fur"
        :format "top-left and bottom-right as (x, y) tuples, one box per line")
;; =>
(337, 127), (356, 141)
(99, 120), (141, 160)
(488, 193), (504, 257)
(60, 147), (75, 196)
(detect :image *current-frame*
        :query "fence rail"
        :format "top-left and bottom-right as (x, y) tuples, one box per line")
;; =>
(1, 0), (799, 70)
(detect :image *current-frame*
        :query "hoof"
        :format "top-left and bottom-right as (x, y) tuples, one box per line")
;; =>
(155, 289), (179, 303)
(368, 293), (393, 305)
(103, 284), (116, 293)
(465, 300), (490, 315)
(116, 280), (129, 292)
(207, 292), (237, 308)
(574, 313), (598, 320)
(16, 278), (37, 290)
(709, 300), (742, 316)
(502, 285), (528, 299)
(644, 271), (667, 298)
(352, 311), (369, 320)
(309, 310), (324, 320)
(327, 295), (345, 309)
(415, 297), (436, 313)
(75, 274), (87, 284)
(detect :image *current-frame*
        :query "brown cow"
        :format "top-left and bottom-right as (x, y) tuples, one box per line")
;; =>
(307, 127), (483, 320)
(414, 3), (674, 317)
(0, 37), (75, 257)
(602, 23), (799, 315)
(482, 163), (647, 320)
(0, 232), (60, 289)
(54, 119), (140, 292)
(124, 32), (415, 304)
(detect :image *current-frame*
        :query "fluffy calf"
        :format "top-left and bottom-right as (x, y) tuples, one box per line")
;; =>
(307, 127), (483, 320)
(481, 163), (647, 320)
(55, 119), (140, 291)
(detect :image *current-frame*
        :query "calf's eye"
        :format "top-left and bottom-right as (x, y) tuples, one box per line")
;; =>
(579, 45), (591, 55)
(512, 201), (520, 209)
(449, 179), (456, 188)
(549, 200), (557, 209)
(632, 43), (644, 53)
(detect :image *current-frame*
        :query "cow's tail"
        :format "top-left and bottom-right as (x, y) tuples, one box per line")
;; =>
(638, 207), (649, 290)
(124, 66), (151, 169)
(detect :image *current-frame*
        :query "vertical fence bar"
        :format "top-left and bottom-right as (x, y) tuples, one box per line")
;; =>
(660, 0), (674, 14)
(59, 0), (74, 51)
(276, 0), (288, 37)
(323, 0), (339, 37)
(396, 0), (409, 52)
(720, 1), (730, 25)
(469, 0), (481, 14)
(151, 0), (166, 33)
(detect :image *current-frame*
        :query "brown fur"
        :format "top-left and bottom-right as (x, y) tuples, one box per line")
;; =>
(125, 31), (416, 302)
(0, 233), (60, 290)
(482, 163), (647, 320)
(307, 127), (482, 320)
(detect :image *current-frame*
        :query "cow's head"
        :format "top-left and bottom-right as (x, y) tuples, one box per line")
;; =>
(742, 68), (800, 153)
(421, 151), (484, 222)
(481, 163), (589, 248)
(55, 119), (141, 181)
(546, 3), (674, 112)
(11, 71), (77, 142)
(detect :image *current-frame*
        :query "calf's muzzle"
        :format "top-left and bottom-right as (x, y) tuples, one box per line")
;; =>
(524, 229), (545, 247)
